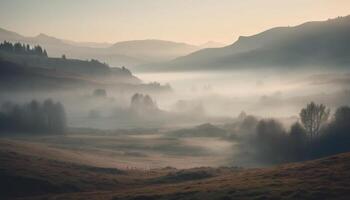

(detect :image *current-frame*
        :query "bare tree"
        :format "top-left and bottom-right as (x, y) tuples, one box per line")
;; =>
(299, 102), (330, 139)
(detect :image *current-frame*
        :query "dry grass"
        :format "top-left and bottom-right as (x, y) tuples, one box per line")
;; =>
(1, 139), (350, 200)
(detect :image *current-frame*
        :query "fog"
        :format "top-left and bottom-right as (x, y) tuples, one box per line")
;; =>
(2, 65), (349, 130)
(0, 64), (349, 171)
(1, 42), (350, 169)
(136, 68), (350, 119)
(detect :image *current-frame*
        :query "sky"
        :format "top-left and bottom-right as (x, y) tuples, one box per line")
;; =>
(0, 0), (350, 45)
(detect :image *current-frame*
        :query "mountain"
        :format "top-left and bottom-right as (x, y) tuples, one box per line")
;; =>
(0, 27), (23, 41)
(0, 28), (202, 69)
(143, 15), (350, 72)
(63, 40), (112, 48)
(107, 39), (199, 62)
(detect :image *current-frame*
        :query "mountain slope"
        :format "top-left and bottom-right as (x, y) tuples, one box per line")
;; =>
(0, 60), (99, 91)
(144, 15), (350, 71)
(0, 44), (145, 92)
(0, 27), (24, 41)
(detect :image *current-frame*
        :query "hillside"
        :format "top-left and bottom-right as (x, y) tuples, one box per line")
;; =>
(142, 15), (350, 71)
(0, 60), (99, 91)
(0, 52), (143, 92)
(1, 138), (349, 200)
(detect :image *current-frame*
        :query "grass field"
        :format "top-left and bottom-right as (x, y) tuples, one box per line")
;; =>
(1, 131), (350, 200)
(5, 130), (235, 170)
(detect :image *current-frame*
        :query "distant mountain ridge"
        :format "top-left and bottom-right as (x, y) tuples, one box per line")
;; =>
(141, 15), (350, 71)
(0, 28), (222, 69)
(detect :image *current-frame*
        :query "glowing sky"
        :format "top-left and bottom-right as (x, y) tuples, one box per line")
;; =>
(0, 0), (349, 45)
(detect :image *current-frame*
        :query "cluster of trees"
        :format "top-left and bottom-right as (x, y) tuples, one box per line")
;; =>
(130, 93), (158, 113)
(235, 102), (350, 165)
(0, 99), (66, 135)
(0, 41), (48, 57)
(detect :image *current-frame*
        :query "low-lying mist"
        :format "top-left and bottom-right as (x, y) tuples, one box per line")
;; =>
(137, 67), (350, 119)
(2, 65), (349, 130)
(1, 65), (350, 168)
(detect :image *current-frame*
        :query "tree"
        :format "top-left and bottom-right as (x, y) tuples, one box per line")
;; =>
(333, 106), (350, 125)
(26, 44), (30, 52)
(34, 45), (43, 55)
(143, 94), (156, 110)
(43, 49), (48, 57)
(299, 102), (330, 139)
(288, 122), (307, 161)
(290, 122), (307, 139)
(237, 111), (247, 121)
(53, 102), (67, 134)
(0, 41), (48, 56)
(0, 99), (67, 135)
(255, 119), (287, 163)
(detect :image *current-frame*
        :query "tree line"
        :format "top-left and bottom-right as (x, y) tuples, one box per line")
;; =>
(0, 41), (48, 57)
(0, 99), (66, 135)
(233, 102), (350, 165)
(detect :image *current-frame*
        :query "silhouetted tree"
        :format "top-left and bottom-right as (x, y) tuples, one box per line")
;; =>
(43, 49), (48, 57)
(52, 102), (67, 134)
(333, 106), (350, 125)
(240, 115), (258, 132)
(317, 106), (350, 157)
(0, 41), (48, 57)
(26, 44), (30, 52)
(300, 102), (330, 139)
(255, 119), (287, 163)
(288, 122), (307, 161)
(14, 43), (24, 54)
(130, 93), (158, 115)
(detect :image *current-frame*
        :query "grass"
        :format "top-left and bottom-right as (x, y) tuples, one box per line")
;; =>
(0, 137), (350, 200)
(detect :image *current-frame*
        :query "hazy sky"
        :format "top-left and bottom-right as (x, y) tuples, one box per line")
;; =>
(0, 0), (349, 45)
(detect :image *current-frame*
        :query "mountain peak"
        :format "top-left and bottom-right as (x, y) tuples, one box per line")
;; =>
(34, 33), (62, 44)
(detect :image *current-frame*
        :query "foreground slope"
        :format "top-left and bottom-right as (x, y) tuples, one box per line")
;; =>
(0, 139), (349, 200)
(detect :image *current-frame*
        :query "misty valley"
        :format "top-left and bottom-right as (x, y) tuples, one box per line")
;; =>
(1, 10), (350, 200)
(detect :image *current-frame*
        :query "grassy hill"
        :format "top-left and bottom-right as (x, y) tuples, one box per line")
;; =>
(1, 138), (349, 200)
